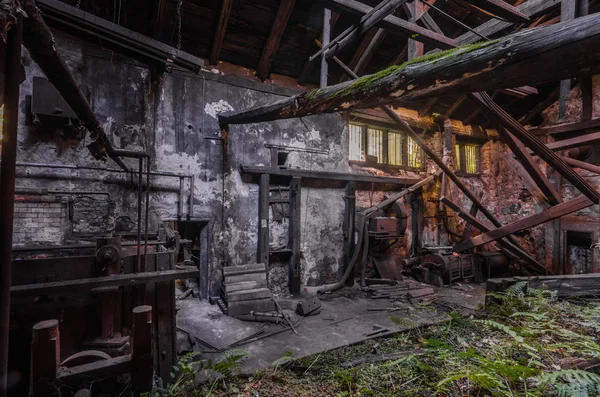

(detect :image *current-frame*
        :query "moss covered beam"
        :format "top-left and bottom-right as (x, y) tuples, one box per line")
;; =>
(220, 14), (600, 125)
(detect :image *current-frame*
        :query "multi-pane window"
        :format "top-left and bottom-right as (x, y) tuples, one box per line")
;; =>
(455, 143), (481, 175)
(349, 122), (424, 170)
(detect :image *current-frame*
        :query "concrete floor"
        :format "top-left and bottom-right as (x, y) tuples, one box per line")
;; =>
(176, 282), (485, 374)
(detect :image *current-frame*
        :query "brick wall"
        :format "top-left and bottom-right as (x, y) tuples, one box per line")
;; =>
(72, 196), (115, 236)
(13, 196), (67, 246)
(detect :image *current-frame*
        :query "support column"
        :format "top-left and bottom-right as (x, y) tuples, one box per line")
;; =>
(258, 174), (270, 266)
(0, 15), (22, 397)
(131, 305), (153, 397)
(29, 320), (60, 397)
(320, 8), (331, 88)
(343, 181), (356, 287)
(288, 177), (301, 293)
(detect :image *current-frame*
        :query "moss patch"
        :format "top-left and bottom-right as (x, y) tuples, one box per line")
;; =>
(302, 39), (500, 103)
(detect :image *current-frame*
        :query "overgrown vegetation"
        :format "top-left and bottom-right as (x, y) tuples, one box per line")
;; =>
(303, 39), (500, 102)
(187, 283), (600, 396)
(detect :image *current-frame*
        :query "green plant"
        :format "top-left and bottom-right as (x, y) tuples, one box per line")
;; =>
(153, 349), (249, 397)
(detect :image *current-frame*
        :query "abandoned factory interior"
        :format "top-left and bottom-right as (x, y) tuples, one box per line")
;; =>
(5, 0), (600, 395)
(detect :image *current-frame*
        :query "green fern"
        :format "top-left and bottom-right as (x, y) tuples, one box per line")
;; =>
(531, 369), (600, 397)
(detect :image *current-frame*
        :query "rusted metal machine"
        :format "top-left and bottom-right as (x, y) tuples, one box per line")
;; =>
(402, 250), (509, 287)
(29, 305), (153, 397)
(8, 236), (198, 396)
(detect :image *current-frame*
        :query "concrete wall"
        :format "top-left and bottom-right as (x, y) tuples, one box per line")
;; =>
(14, 29), (599, 297)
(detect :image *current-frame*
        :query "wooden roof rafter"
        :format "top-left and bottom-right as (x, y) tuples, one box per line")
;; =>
(256, 0), (297, 81)
(209, 0), (233, 65)
(220, 15), (600, 127)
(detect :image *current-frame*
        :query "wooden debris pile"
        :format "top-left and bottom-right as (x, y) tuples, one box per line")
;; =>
(366, 281), (437, 303)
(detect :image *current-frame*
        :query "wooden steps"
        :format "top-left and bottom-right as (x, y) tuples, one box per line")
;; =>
(221, 263), (276, 316)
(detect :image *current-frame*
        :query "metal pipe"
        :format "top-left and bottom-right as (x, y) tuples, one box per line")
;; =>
(15, 188), (112, 200)
(143, 157), (150, 273)
(0, 14), (23, 397)
(188, 175), (195, 220)
(178, 176), (184, 220)
(559, 155), (600, 175)
(16, 161), (190, 178)
(136, 157), (143, 273)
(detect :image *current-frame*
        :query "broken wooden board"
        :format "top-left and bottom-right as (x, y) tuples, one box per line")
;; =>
(227, 298), (277, 316)
(487, 274), (600, 298)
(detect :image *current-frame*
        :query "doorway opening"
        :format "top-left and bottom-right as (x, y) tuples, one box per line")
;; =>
(565, 231), (593, 274)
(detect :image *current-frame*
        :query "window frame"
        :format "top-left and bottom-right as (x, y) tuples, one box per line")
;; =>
(348, 121), (426, 172)
(454, 140), (482, 177)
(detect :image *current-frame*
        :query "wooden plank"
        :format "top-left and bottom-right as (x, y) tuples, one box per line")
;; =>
(418, 97), (438, 116)
(445, 96), (466, 118)
(343, 181), (356, 287)
(321, 8), (332, 88)
(531, 118), (600, 136)
(559, 0), (577, 120)
(226, 288), (272, 302)
(155, 254), (176, 382)
(258, 174), (270, 266)
(298, 13), (340, 85)
(241, 165), (420, 185)
(10, 267), (199, 296)
(256, 0), (296, 80)
(407, 1), (424, 60)
(581, 74), (593, 121)
(288, 177), (302, 293)
(220, 15), (600, 125)
(455, 0), (561, 46)
(520, 87), (560, 125)
(316, 0), (457, 49)
(222, 263), (266, 276)
(224, 272), (267, 284)
(341, 28), (387, 83)
(223, 281), (268, 293)
(464, 0), (530, 23)
(209, 0), (233, 65)
(454, 195), (594, 252)
(544, 131), (600, 151)
(440, 196), (550, 274)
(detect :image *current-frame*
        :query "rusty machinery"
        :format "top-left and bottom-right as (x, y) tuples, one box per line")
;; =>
(402, 249), (510, 287)
(8, 235), (198, 396)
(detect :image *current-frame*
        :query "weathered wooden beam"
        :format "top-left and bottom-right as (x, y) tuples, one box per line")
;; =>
(455, 0), (560, 45)
(209, 0), (233, 65)
(315, 0), (456, 49)
(559, 155), (600, 175)
(519, 87), (560, 125)
(407, 1), (425, 60)
(340, 28), (387, 83)
(10, 267), (199, 296)
(403, 0), (444, 35)
(297, 13), (340, 85)
(321, 8), (332, 88)
(559, 0), (577, 120)
(256, 0), (296, 81)
(445, 96), (466, 118)
(440, 196), (549, 274)
(531, 117), (600, 136)
(468, 93), (561, 205)
(459, 0), (530, 23)
(581, 75), (593, 121)
(544, 132), (600, 151)
(311, 0), (410, 63)
(220, 15), (600, 125)
(240, 166), (420, 185)
(470, 92), (600, 203)
(419, 97), (439, 116)
(454, 195), (593, 252)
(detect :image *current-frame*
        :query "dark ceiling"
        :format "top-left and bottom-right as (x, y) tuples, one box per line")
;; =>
(51, 0), (596, 127)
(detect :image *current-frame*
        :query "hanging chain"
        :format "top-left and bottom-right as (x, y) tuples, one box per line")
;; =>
(176, 0), (183, 50)
(76, 0), (82, 8)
